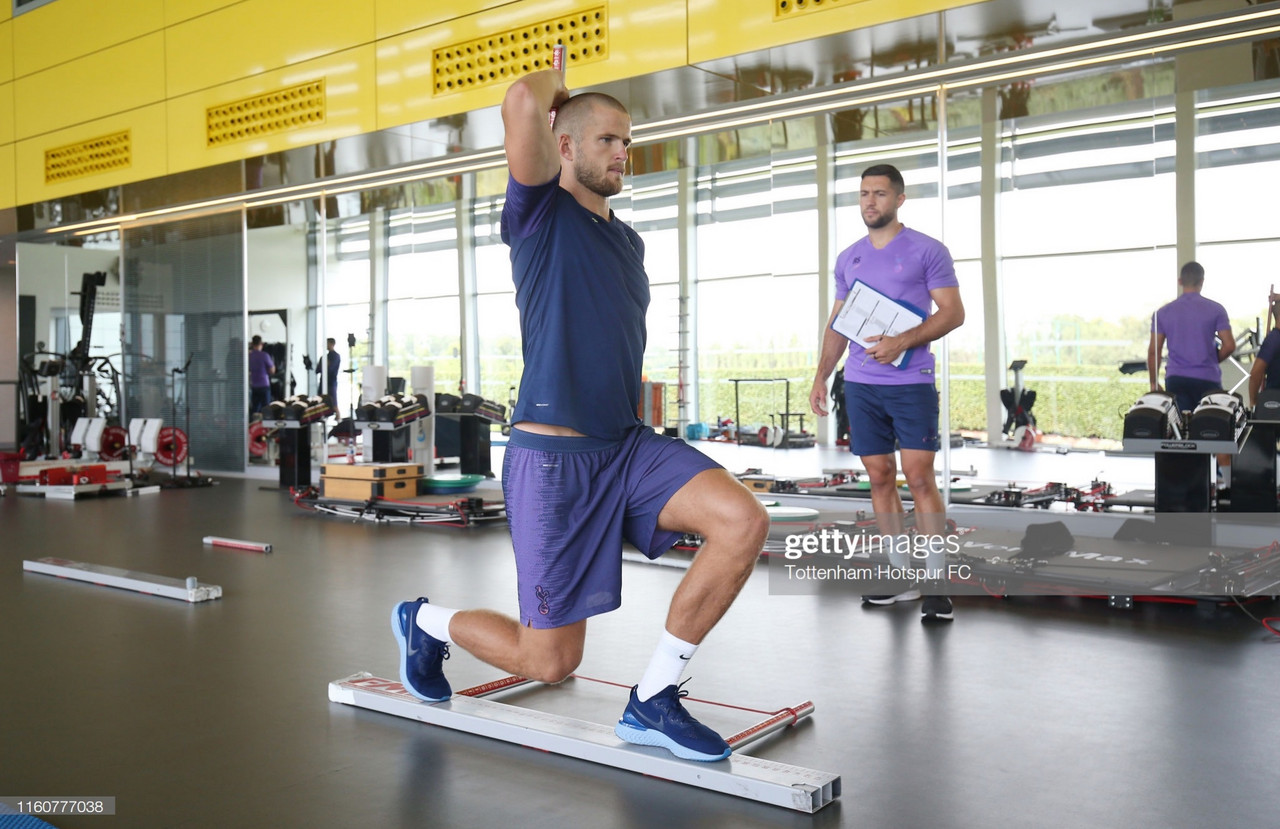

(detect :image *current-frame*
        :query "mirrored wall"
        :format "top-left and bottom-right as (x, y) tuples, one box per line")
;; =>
(11, 2), (1280, 468)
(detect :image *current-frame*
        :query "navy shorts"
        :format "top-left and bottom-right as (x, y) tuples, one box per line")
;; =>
(501, 425), (722, 628)
(846, 382), (941, 456)
(1165, 375), (1221, 415)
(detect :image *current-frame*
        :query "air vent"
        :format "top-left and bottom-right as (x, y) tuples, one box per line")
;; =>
(45, 130), (132, 184)
(206, 80), (326, 147)
(433, 6), (607, 95)
(775, 0), (858, 18)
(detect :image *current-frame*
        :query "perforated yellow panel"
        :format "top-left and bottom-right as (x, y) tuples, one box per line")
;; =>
(433, 6), (607, 96)
(206, 80), (326, 147)
(44, 131), (132, 184)
(774, 0), (869, 18)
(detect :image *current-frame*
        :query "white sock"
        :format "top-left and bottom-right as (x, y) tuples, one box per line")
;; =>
(415, 602), (458, 643)
(1219, 465), (1231, 487)
(636, 630), (698, 702)
(885, 534), (913, 570)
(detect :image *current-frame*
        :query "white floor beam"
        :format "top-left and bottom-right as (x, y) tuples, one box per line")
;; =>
(22, 557), (222, 602)
(328, 673), (840, 813)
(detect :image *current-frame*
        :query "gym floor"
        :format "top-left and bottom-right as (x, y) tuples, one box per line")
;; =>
(3, 441), (1278, 828)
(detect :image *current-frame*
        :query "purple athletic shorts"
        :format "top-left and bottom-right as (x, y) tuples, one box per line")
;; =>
(501, 425), (721, 628)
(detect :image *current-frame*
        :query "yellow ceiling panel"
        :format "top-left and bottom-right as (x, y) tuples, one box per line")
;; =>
(688, 0), (967, 64)
(0, 143), (14, 211)
(0, 82), (12, 145)
(166, 0), (376, 98)
(14, 103), (168, 205)
(376, 0), (685, 131)
(13, 0), (164, 78)
(13, 32), (166, 141)
(163, 0), (243, 26)
(374, 0), (515, 41)
(0, 19), (12, 84)
(166, 45), (378, 175)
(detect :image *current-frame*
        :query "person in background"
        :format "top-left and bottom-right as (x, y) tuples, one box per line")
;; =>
(248, 334), (275, 416)
(1248, 291), (1280, 401)
(1148, 261), (1236, 486)
(317, 337), (341, 409)
(810, 163), (965, 622)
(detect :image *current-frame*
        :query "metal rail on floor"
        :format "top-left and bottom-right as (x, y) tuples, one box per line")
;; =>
(327, 672), (840, 813)
(22, 557), (222, 602)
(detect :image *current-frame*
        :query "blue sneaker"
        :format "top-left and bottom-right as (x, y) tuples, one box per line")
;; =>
(390, 598), (451, 702)
(614, 681), (731, 762)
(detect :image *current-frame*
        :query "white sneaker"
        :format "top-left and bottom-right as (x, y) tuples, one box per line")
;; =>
(861, 589), (922, 606)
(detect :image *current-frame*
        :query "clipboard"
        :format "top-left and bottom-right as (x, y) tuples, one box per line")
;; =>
(831, 279), (926, 369)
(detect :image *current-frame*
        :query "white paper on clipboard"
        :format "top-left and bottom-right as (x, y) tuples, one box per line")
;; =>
(831, 280), (925, 368)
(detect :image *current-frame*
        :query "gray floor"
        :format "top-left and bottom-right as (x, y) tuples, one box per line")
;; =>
(3, 441), (1279, 828)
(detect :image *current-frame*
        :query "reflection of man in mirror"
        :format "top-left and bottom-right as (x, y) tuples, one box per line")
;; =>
(1249, 291), (1280, 401)
(317, 337), (341, 408)
(248, 335), (275, 416)
(1147, 261), (1234, 413)
(1148, 261), (1235, 488)
(810, 163), (965, 622)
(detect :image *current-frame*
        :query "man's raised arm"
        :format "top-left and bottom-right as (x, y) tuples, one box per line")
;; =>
(501, 70), (569, 186)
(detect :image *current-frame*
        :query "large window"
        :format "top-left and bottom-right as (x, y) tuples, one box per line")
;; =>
(996, 75), (1175, 441)
(1195, 79), (1280, 365)
(12, 4), (1280, 462)
(695, 128), (820, 437)
(387, 203), (461, 396)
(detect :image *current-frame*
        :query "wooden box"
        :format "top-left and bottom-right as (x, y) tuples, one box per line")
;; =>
(320, 462), (423, 481)
(320, 476), (419, 501)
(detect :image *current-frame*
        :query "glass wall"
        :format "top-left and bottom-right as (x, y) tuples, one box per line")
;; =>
(386, 197), (462, 398)
(1195, 78), (1280, 356)
(472, 184), (518, 407)
(992, 62), (1175, 442)
(122, 213), (245, 471)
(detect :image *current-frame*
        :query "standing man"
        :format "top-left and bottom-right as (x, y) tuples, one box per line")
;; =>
(1148, 261), (1235, 413)
(1247, 290), (1280, 402)
(317, 337), (341, 409)
(247, 335), (275, 416)
(1148, 262), (1235, 487)
(390, 68), (768, 762)
(810, 164), (964, 622)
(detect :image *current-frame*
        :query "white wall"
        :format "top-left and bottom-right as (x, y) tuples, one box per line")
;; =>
(16, 242), (121, 356)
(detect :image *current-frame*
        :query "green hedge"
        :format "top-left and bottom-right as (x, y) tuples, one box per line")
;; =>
(393, 348), (1149, 442)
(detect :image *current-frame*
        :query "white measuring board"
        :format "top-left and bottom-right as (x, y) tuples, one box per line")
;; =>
(23, 557), (222, 603)
(17, 480), (133, 500)
(328, 673), (840, 813)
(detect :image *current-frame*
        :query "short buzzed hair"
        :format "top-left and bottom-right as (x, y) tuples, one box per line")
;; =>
(1179, 261), (1205, 287)
(553, 92), (629, 142)
(862, 164), (905, 195)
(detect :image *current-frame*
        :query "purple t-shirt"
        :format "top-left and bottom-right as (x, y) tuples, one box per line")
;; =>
(248, 349), (274, 389)
(835, 227), (958, 385)
(1152, 292), (1229, 384)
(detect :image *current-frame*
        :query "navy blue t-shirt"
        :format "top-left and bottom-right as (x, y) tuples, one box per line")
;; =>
(1259, 329), (1280, 390)
(501, 173), (647, 440)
